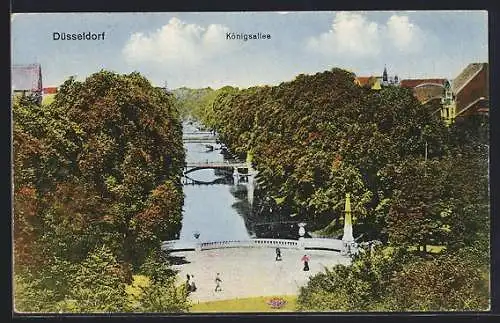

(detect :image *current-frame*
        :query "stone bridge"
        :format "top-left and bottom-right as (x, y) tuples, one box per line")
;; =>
(162, 238), (345, 253)
(183, 133), (219, 144)
(184, 161), (249, 175)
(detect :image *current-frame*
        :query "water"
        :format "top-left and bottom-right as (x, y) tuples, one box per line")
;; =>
(179, 122), (253, 243)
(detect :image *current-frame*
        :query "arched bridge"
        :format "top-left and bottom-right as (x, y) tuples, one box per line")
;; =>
(184, 160), (249, 175)
(183, 133), (219, 144)
(162, 238), (345, 253)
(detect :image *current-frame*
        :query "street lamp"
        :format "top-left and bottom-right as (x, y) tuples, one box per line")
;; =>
(298, 223), (306, 250)
(193, 231), (201, 252)
(298, 223), (306, 238)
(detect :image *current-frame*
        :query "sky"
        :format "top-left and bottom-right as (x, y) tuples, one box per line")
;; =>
(11, 11), (488, 89)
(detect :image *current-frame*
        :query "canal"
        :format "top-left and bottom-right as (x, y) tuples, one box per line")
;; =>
(178, 122), (254, 243)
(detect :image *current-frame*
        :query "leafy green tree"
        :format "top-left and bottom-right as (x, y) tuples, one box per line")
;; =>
(56, 246), (129, 313)
(200, 68), (448, 240)
(384, 147), (489, 253)
(128, 181), (184, 264)
(297, 247), (413, 311)
(387, 252), (489, 311)
(13, 70), (186, 312)
(14, 265), (68, 313)
(384, 159), (451, 251)
(130, 251), (190, 312)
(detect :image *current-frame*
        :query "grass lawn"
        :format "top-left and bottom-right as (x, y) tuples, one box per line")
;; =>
(190, 295), (298, 312)
(42, 94), (56, 106)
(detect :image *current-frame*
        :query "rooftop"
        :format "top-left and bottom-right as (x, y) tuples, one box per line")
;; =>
(451, 63), (487, 94)
(399, 78), (448, 89)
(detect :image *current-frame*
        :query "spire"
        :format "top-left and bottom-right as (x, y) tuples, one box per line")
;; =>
(342, 193), (354, 243)
(382, 65), (388, 83)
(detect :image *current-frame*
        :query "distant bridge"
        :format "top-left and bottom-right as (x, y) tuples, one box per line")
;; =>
(162, 238), (345, 253)
(182, 132), (219, 144)
(184, 160), (249, 175)
(183, 137), (219, 143)
(184, 131), (214, 136)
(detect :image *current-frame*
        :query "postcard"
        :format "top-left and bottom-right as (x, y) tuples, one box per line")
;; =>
(11, 11), (490, 313)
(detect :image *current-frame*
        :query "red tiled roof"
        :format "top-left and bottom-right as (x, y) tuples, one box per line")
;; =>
(43, 87), (58, 94)
(355, 76), (380, 87)
(355, 77), (372, 86)
(399, 79), (447, 88)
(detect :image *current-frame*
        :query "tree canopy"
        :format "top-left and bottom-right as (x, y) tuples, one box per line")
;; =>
(13, 71), (188, 312)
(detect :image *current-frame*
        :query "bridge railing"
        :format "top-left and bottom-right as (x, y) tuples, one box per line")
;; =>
(200, 239), (299, 250)
(162, 238), (346, 252)
(185, 161), (248, 169)
(186, 160), (245, 165)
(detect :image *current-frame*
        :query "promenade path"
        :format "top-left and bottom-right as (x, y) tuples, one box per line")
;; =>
(170, 248), (350, 303)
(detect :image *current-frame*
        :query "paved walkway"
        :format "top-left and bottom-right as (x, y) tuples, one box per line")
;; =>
(170, 248), (350, 303)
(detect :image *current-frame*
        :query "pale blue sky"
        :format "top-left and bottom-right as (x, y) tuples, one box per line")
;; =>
(11, 11), (488, 89)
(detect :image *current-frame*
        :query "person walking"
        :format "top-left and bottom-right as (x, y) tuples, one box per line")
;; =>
(301, 254), (310, 271)
(275, 247), (282, 261)
(190, 274), (197, 292)
(214, 273), (222, 292)
(185, 274), (191, 295)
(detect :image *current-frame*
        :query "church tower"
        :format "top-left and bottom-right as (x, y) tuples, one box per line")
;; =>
(382, 65), (389, 86)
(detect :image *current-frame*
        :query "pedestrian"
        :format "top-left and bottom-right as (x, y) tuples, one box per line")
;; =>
(190, 274), (197, 292)
(215, 273), (222, 292)
(185, 274), (191, 294)
(275, 247), (282, 261)
(301, 254), (310, 271)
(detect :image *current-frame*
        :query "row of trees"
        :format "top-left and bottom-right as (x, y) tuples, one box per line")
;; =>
(297, 245), (489, 311)
(13, 71), (189, 312)
(184, 68), (489, 310)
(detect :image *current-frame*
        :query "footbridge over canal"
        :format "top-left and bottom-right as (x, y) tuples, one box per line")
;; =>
(162, 238), (349, 254)
(184, 160), (250, 175)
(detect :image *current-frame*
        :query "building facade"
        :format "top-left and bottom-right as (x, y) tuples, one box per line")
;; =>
(451, 63), (489, 118)
(12, 64), (43, 104)
(354, 63), (488, 126)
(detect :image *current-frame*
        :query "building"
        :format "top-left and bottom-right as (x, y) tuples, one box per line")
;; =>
(380, 65), (400, 87)
(397, 62), (488, 126)
(399, 78), (455, 125)
(399, 78), (450, 104)
(451, 62), (488, 118)
(12, 64), (43, 104)
(354, 65), (399, 90)
(354, 76), (382, 90)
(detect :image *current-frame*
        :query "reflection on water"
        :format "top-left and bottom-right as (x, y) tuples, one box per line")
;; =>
(179, 123), (254, 243)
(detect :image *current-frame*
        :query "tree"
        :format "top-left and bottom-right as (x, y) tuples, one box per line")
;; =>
(56, 246), (130, 313)
(201, 68), (448, 242)
(297, 247), (413, 311)
(129, 251), (190, 312)
(385, 159), (451, 251)
(128, 181), (183, 264)
(13, 70), (186, 312)
(387, 252), (489, 311)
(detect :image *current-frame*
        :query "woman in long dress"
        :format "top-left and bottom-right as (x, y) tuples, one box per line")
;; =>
(190, 274), (197, 292)
(301, 254), (310, 271)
